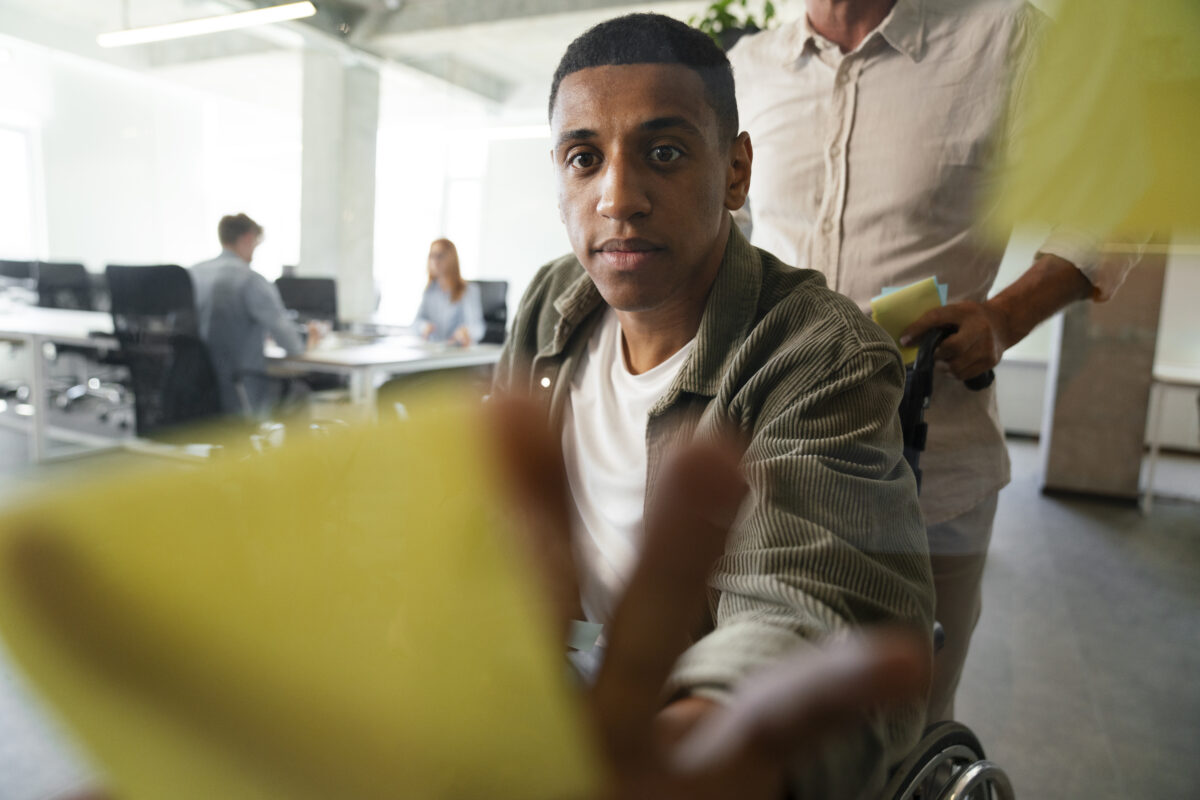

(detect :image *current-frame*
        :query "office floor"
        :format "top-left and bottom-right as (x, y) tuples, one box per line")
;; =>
(957, 441), (1200, 799)
(0, 435), (1197, 800)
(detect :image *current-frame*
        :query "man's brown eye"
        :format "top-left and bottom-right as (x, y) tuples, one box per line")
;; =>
(569, 152), (597, 168)
(650, 146), (682, 163)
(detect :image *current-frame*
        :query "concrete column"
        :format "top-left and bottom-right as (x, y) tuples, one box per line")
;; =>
(300, 50), (379, 322)
(1039, 248), (1169, 500)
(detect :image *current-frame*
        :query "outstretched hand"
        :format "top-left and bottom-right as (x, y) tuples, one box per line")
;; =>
(56, 397), (929, 800)
(486, 396), (931, 800)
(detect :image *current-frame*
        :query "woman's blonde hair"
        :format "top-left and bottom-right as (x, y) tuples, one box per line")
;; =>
(427, 238), (467, 302)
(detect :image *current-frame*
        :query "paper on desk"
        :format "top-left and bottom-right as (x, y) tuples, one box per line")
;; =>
(870, 277), (946, 365)
(0, 394), (600, 800)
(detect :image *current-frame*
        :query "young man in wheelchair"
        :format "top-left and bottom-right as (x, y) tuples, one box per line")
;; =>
(494, 13), (935, 798)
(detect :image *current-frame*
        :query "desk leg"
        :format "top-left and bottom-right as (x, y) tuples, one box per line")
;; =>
(348, 368), (379, 421)
(30, 335), (48, 463)
(363, 367), (379, 422)
(349, 369), (367, 406)
(1142, 382), (1166, 515)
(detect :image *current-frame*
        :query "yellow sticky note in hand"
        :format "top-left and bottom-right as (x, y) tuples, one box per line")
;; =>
(870, 277), (944, 365)
(0, 393), (600, 800)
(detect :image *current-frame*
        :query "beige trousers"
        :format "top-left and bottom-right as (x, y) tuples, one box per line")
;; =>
(925, 493), (998, 723)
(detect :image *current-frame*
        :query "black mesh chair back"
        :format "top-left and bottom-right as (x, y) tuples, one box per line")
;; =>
(106, 265), (221, 439)
(36, 261), (93, 310)
(474, 280), (509, 344)
(0, 260), (35, 295)
(275, 276), (338, 323)
(0, 259), (34, 280)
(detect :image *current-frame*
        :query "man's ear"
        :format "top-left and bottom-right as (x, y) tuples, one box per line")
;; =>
(724, 132), (753, 211)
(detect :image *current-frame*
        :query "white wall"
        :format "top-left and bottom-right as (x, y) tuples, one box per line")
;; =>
(0, 35), (301, 279)
(478, 135), (570, 316)
(372, 65), (496, 323)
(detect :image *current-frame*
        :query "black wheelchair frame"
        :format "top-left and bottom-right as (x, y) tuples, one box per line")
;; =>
(884, 329), (1013, 800)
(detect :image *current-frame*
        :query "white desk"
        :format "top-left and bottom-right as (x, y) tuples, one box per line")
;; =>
(0, 307), (118, 461)
(0, 307), (503, 461)
(1143, 364), (1200, 513)
(269, 335), (503, 409)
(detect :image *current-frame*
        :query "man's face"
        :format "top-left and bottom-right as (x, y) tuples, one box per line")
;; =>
(550, 64), (750, 314)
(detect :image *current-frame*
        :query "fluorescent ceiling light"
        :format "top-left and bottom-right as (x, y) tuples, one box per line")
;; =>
(97, 2), (316, 48)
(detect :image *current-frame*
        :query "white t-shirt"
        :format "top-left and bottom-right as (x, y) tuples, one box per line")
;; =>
(562, 308), (695, 628)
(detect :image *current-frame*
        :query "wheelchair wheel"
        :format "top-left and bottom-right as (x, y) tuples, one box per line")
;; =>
(880, 721), (1011, 800)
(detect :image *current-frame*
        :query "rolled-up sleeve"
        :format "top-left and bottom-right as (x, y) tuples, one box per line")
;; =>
(1038, 227), (1142, 302)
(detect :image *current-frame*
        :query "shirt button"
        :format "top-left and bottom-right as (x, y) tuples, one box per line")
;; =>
(821, 219), (834, 234)
(837, 72), (849, 86)
(539, 376), (551, 389)
(830, 144), (841, 158)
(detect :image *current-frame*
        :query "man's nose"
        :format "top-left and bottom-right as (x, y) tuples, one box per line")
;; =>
(596, 158), (651, 221)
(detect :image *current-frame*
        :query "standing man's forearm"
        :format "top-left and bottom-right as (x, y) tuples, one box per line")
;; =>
(987, 253), (1093, 347)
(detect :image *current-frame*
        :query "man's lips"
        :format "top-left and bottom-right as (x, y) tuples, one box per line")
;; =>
(594, 238), (663, 253)
(593, 238), (664, 269)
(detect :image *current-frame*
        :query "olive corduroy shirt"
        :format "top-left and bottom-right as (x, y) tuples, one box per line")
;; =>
(494, 221), (934, 797)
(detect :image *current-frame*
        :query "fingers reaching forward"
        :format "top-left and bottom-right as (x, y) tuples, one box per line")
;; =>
(486, 395), (930, 800)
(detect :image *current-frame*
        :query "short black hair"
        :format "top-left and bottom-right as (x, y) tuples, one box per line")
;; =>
(549, 13), (739, 143)
(218, 213), (262, 246)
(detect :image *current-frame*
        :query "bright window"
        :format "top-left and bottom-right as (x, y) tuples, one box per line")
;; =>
(0, 126), (38, 259)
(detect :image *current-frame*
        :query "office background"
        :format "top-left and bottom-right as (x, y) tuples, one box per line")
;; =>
(0, 1), (1196, 453)
(0, 2), (1197, 799)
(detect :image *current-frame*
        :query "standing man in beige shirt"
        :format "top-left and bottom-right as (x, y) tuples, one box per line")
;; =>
(729, 0), (1138, 721)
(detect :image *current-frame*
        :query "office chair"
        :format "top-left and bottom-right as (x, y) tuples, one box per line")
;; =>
(35, 261), (94, 310)
(105, 265), (223, 440)
(473, 280), (509, 345)
(0, 261), (38, 403)
(0, 259), (35, 286)
(27, 261), (129, 416)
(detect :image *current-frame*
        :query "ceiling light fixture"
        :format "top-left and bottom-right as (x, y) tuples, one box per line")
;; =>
(97, 1), (317, 48)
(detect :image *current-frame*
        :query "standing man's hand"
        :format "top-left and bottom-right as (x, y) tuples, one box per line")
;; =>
(486, 396), (931, 800)
(900, 301), (1014, 381)
(899, 253), (1094, 381)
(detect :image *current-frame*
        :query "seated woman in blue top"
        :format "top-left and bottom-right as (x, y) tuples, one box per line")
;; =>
(414, 238), (485, 346)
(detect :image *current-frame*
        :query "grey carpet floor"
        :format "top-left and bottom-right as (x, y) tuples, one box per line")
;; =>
(957, 441), (1200, 800)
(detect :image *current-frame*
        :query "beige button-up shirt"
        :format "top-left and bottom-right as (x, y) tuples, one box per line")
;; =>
(730, 0), (1134, 525)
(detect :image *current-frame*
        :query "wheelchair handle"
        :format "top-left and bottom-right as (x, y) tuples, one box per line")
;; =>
(916, 328), (994, 391)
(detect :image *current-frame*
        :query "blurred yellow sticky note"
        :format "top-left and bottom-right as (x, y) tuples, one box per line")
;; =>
(0, 396), (600, 800)
(871, 278), (943, 365)
(993, 0), (1200, 239)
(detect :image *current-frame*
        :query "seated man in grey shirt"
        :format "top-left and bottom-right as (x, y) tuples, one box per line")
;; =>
(190, 213), (307, 416)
